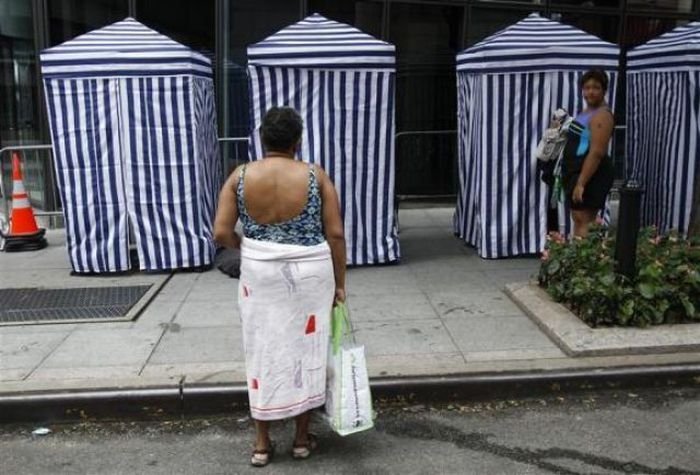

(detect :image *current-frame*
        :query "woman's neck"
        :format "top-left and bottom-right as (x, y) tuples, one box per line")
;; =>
(266, 151), (295, 159)
(584, 102), (605, 111)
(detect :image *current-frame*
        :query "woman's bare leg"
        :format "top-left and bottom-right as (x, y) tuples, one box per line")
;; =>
(572, 209), (598, 237)
(293, 411), (311, 446)
(254, 419), (271, 451)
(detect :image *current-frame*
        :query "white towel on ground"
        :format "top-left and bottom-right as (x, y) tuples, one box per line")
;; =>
(239, 237), (334, 421)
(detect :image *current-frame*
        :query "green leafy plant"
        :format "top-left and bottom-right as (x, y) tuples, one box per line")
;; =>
(538, 225), (700, 327)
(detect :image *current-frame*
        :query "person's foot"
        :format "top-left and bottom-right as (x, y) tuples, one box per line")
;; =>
(251, 440), (275, 467)
(292, 433), (318, 460)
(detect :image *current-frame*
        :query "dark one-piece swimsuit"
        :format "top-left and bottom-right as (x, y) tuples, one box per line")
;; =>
(561, 108), (615, 211)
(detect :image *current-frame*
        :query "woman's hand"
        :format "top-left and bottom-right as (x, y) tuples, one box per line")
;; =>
(573, 183), (585, 203)
(334, 288), (346, 304)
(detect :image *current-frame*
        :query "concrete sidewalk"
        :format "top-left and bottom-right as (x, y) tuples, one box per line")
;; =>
(1, 207), (699, 411)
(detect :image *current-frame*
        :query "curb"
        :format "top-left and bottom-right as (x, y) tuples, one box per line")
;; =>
(1, 363), (699, 424)
(505, 282), (700, 357)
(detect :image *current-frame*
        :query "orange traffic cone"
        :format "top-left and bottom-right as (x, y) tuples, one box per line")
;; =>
(0, 152), (47, 252)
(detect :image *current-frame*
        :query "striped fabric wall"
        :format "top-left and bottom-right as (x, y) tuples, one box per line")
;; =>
(455, 73), (479, 247)
(248, 66), (399, 265)
(247, 14), (399, 265)
(627, 22), (700, 237)
(194, 77), (223, 257)
(627, 71), (699, 235)
(44, 78), (129, 272)
(41, 19), (221, 273)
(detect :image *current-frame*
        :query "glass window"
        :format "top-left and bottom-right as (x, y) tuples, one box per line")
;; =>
(627, 0), (694, 13)
(0, 1), (57, 212)
(551, 0), (620, 9)
(623, 16), (686, 48)
(555, 13), (620, 43)
(467, 8), (539, 47)
(48, 0), (127, 46)
(477, 0), (543, 5)
(136, 0), (214, 58)
(308, 0), (383, 39)
(221, 1), (300, 170)
(390, 2), (463, 195)
(0, 0), (40, 146)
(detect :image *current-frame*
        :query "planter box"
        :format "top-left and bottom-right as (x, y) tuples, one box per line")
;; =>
(505, 282), (700, 357)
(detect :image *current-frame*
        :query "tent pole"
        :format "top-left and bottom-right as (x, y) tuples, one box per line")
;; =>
(688, 170), (700, 237)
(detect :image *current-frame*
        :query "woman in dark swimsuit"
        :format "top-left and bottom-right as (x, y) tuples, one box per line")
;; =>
(562, 69), (615, 237)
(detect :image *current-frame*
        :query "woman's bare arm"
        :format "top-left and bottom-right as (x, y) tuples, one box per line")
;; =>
(573, 110), (614, 203)
(316, 166), (346, 302)
(213, 166), (243, 249)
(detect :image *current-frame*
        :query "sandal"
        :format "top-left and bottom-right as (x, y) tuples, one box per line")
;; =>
(292, 433), (318, 460)
(250, 440), (275, 468)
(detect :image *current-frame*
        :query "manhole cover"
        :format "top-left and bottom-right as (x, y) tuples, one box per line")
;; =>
(0, 286), (152, 325)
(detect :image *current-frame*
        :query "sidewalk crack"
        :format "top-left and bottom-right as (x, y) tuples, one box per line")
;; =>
(137, 274), (196, 376)
(24, 328), (75, 380)
(420, 288), (468, 365)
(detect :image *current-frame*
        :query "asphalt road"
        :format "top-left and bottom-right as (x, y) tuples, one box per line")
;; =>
(2, 387), (699, 474)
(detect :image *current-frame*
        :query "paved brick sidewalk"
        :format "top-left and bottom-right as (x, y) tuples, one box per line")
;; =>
(2, 207), (699, 397)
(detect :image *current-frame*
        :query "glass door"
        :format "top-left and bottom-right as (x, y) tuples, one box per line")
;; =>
(389, 2), (463, 196)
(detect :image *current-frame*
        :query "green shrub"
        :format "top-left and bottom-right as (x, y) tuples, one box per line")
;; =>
(538, 225), (700, 327)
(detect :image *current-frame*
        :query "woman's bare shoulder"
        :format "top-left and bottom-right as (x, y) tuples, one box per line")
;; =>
(588, 109), (614, 133)
(593, 107), (614, 123)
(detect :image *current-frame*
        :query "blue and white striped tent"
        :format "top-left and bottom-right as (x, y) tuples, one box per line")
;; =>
(627, 21), (700, 236)
(247, 13), (400, 265)
(40, 18), (221, 273)
(455, 14), (619, 258)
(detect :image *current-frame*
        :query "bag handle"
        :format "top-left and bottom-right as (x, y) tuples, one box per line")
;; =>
(331, 302), (355, 354)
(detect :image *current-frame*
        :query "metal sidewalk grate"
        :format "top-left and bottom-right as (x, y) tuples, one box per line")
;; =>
(0, 286), (152, 325)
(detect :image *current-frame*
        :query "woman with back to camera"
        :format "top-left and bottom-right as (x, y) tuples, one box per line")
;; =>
(562, 69), (615, 237)
(213, 107), (346, 467)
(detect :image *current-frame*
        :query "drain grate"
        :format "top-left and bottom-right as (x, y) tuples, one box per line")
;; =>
(0, 286), (152, 324)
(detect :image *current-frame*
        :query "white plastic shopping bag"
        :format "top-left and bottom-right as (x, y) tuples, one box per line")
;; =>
(325, 303), (374, 436)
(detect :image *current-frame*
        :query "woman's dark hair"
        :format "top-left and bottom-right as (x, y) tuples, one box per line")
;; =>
(260, 106), (303, 152)
(580, 69), (608, 92)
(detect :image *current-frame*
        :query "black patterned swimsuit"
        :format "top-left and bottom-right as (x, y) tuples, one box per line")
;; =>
(237, 165), (325, 246)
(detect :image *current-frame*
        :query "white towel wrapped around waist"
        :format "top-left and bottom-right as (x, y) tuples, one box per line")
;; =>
(239, 237), (334, 420)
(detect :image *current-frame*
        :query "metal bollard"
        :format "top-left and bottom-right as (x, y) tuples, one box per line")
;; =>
(614, 180), (644, 278)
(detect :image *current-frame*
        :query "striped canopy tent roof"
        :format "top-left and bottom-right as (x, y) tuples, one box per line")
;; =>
(457, 13), (619, 74)
(40, 17), (212, 80)
(628, 21), (700, 72)
(247, 12), (395, 70)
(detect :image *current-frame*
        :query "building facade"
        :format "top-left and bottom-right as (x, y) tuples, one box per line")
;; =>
(1, 0), (698, 211)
